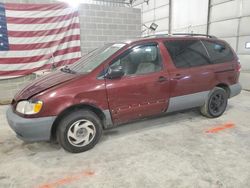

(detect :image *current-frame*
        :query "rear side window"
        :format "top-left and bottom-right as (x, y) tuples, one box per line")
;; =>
(164, 40), (211, 68)
(202, 40), (234, 64)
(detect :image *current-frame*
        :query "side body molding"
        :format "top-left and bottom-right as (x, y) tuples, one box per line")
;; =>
(167, 91), (209, 113)
(103, 109), (114, 128)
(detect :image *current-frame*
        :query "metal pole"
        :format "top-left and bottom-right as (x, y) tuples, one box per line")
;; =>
(169, 0), (172, 34)
(236, 0), (243, 53)
(206, 0), (211, 35)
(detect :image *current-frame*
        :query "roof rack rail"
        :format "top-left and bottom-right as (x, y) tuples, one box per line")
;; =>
(143, 34), (169, 38)
(171, 33), (217, 38)
(143, 33), (217, 39)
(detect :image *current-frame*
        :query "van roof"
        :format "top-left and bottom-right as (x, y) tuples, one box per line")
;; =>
(122, 33), (218, 44)
(144, 33), (216, 39)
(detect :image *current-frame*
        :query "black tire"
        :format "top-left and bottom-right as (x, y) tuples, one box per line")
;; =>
(200, 87), (228, 118)
(56, 109), (103, 153)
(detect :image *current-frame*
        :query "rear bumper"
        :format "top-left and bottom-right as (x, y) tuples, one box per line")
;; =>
(229, 83), (242, 98)
(6, 107), (56, 142)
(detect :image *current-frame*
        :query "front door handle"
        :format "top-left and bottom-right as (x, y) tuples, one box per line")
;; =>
(158, 76), (168, 83)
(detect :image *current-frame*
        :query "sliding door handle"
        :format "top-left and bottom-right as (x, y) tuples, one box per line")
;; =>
(158, 76), (168, 82)
(173, 74), (184, 80)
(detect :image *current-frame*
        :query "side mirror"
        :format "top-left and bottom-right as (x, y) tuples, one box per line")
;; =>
(106, 65), (124, 79)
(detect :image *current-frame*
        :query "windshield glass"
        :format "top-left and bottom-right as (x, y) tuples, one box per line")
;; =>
(69, 43), (126, 73)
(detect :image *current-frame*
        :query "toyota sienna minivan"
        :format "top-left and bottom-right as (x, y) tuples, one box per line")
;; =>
(7, 34), (242, 153)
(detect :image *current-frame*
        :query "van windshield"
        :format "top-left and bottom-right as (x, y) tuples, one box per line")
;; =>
(69, 43), (126, 73)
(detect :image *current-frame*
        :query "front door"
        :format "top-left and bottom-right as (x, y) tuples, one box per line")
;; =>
(105, 43), (170, 124)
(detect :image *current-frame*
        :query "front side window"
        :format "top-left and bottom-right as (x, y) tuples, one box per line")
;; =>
(164, 40), (211, 68)
(110, 44), (163, 76)
(202, 40), (234, 64)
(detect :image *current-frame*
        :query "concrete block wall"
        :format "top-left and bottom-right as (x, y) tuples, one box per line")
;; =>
(78, 3), (141, 54)
(0, 0), (141, 102)
(0, 74), (36, 103)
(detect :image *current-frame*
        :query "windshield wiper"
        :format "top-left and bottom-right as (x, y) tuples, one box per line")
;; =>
(60, 66), (76, 74)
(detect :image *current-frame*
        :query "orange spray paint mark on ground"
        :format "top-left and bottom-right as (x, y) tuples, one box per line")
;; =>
(205, 122), (235, 133)
(38, 170), (95, 188)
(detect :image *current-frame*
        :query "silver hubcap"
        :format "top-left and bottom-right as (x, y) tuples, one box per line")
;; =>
(67, 119), (96, 147)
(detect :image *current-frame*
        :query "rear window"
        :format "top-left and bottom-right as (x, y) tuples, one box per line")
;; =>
(201, 40), (234, 64)
(164, 40), (211, 68)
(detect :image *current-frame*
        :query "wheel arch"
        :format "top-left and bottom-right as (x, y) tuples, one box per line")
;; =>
(50, 103), (112, 141)
(215, 83), (230, 97)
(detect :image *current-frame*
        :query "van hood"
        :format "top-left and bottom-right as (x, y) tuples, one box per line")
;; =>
(14, 71), (80, 101)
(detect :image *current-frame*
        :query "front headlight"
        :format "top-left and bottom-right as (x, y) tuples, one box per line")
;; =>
(16, 100), (43, 115)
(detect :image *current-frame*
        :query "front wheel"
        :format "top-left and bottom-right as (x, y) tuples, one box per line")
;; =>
(200, 87), (228, 118)
(56, 110), (103, 153)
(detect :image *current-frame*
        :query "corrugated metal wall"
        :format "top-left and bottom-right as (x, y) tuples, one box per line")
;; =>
(133, 0), (209, 35)
(133, 0), (169, 35)
(209, 0), (250, 70)
(172, 0), (209, 34)
(133, 0), (250, 71)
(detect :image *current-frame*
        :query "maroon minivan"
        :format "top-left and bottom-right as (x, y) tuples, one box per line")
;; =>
(7, 34), (242, 153)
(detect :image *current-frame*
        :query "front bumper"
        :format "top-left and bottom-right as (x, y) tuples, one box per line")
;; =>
(6, 107), (56, 142)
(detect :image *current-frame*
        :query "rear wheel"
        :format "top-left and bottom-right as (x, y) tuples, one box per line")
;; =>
(200, 87), (228, 118)
(56, 110), (102, 153)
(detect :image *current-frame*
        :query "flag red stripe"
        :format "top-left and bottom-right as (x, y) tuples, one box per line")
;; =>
(8, 23), (80, 37)
(0, 46), (81, 64)
(0, 54), (51, 65)
(9, 35), (81, 51)
(0, 58), (80, 77)
(5, 3), (69, 11)
(7, 11), (78, 24)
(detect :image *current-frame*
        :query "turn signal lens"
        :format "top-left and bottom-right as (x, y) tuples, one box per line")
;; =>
(34, 101), (43, 113)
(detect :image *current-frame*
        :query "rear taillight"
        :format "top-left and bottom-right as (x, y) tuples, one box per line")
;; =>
(236, 59), (241, 72)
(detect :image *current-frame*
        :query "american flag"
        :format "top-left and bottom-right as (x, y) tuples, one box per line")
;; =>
(0, 3), (81, 79)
